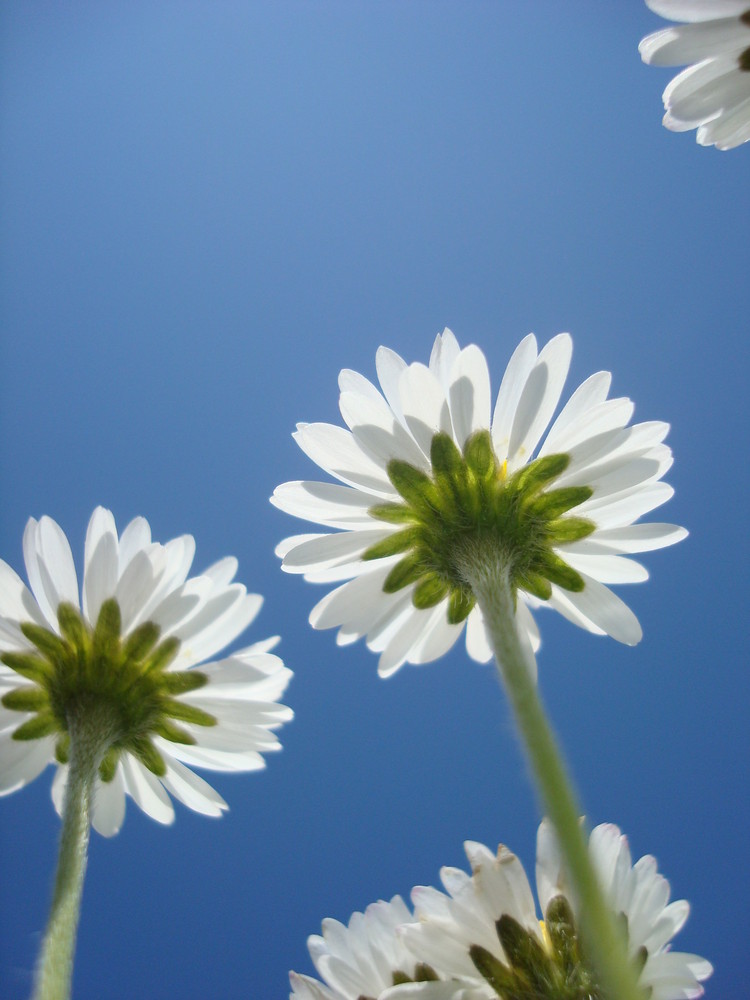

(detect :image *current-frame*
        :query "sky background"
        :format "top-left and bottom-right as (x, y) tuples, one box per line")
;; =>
(1, 2), (748, 998)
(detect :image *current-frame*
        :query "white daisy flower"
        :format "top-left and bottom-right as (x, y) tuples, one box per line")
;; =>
(639, 0), (750, 149)
(0, 506), (293, 836)
(289, 896), (427, 1000)
(391, 823), (712, 1000)
(273, 329), (685, 678)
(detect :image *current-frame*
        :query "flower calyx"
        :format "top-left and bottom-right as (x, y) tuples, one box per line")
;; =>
(1, 598), (215, 781)
(365, 430), (594, 623)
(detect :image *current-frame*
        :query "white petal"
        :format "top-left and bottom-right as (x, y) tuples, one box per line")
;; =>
(465, 607), (494, 663)
(398, 363), (453, 458)
(0, 559), (48, 630)
(541, 371), (612, 453)
(491, 333), (538, 462)
(646, 1), (750, 21)
(0, 730), (54, 795)
(160, 756), (228, 816)
(448, 344), (492, 449)
(271, 480), (379, 528)
(507, 333), (572, 469)
(429, 328), (461, 390)
(563, 551), (649, 584)
(91, 767), (126, 837)
(117, 516), (152, 574)
(640, 16), (750, 67)
(375, 345), (409, 424)
(340, 391), (428, 470)
(294, 422), (393, 496)
(121, 755), (175, 825)
(558, 575), (643, 645)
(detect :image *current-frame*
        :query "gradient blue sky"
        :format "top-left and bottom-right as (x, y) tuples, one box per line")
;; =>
(1, 2), (748, 998)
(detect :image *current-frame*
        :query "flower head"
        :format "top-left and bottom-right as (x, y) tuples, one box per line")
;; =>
(289, 824), (711, 1000)
(289, 896), (427, 1000)
(273, 330), (685, 677)
(639, 0), (750, 149)
(0, 507), (293, 836)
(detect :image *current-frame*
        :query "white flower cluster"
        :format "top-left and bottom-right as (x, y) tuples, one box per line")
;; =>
(291, 822), (712, 1000)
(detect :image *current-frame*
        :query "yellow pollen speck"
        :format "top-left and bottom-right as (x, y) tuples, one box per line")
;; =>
(498, 459), (508, 481)
(539, 919), (552, 953)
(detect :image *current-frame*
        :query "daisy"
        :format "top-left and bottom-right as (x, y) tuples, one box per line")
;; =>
(0, 506), (294, 836)
(273, 329), (684, 679)
(639, 0), (750, 149)
(289, 896), (428, 1000)
(1, 507), (294, 1000)
(390, 822), (712, 1000)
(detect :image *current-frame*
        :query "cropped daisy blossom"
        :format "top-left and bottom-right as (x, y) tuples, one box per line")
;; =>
(289, 896), (425, 1000)
(290, 824), (711, 1000)
(0, 507), (293, 836)
(393, 821), (712, 1000)
(273, 329), (685, 678)
(639, 0), (750, 149)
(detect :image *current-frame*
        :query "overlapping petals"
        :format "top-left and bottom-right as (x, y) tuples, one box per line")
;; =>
(0, 507), (293, 835)
(290, 824), (711, 1000)
(290, 896), (419, 1000)
(273, 330), (685, 677)
(640, 0), (750, 149)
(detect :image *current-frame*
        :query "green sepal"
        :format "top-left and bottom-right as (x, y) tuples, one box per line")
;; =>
(633, 944), (648, 975)
(13, 711), (58, 741)
(162, 698), (216, 728)
(130, 735), (166, 776)
(469, 944), (516, 994)
(57, 603), (89, 654)
(464, 430), (495, 479)
(160, 670), (208, 695)
(545, 894), (581, 976)
(55, 733), (70, 764)
(92, 599), (122, 661)
(512, 453), (570, 497)
(362, 528), (418, 562)
(537, 552), (585, 592)
(99, 747), (119, 782)
(412, 574), (449, 610)
(413, 964), (439, 982)
(391, 971), (412, 986)
(20, 622), (68, 663)
(517, 571), (553, 601)
(2, 686), (48, 712)
(153, 719), (197, 744)
(547, 516), (596, 543)
(430, 432), (463, 479)
(143, 636), (180, 675)
(525, 485), (593, 519)
(447, 588), (475, 624)
(368, 502), (414, 525)
(387, 459), (435, 510)
(383, 553), (425, 593)
(122, 621), (161, 663)
(495, 914), (553, 989)
(0, 651), (54, 685)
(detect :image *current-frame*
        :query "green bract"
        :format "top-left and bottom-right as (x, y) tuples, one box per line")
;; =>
(365, 430), (595, 624)
(1, 598), (215, 781)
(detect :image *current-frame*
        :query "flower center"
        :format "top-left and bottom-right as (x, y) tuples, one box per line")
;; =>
(1, 599), (215, 781)
(469, 896), (647, 1000)
(365, 430), (595, 624)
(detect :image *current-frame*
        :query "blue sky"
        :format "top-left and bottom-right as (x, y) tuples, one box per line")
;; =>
(1, 2), (748, 997)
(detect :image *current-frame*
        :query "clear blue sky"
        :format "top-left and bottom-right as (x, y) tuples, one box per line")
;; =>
(1, 2), (748, 997)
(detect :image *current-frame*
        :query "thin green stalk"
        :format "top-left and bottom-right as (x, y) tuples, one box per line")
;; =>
(461, 552), (644, 1000)
(32, 708), (112, 1000)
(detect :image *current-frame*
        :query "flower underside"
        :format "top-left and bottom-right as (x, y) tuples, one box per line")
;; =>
(391, 897), (647, 1000)
(365, 430), (595, 624)
(1, 599), (215, 781)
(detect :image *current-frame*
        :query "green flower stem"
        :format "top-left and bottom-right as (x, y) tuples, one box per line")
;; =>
(32, 707), (115, 1000)
(460, 549), (644, 1000)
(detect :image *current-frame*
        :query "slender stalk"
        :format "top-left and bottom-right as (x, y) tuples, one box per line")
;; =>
(460, 551), (644, 1000)
(32, 709), (111, 1000)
